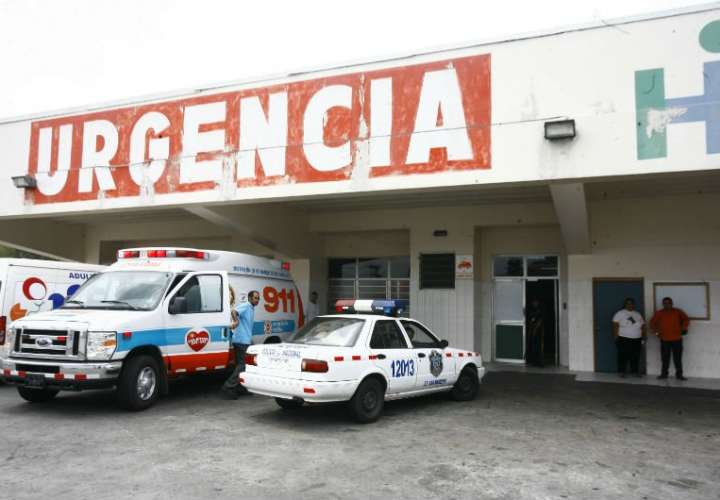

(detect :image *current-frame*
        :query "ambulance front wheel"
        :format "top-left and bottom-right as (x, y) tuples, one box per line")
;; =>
(17, 387), (59, 403)
(118, 355), (160, 411)
(348, 377), (385, 423)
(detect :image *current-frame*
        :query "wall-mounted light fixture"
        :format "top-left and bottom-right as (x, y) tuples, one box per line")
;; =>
(12, 175), (37, 189)
(544, 119), (576, 140)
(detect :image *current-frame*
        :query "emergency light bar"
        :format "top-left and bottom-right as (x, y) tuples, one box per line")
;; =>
(335, 299), (409, 317)
(117, 249), (210, 260)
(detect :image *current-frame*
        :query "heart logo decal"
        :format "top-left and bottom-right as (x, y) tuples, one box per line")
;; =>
(186, 330), (210, 352)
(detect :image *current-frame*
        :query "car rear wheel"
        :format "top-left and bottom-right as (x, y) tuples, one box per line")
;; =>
(275, 397), (304, 410)
(118, 355), (160, 411)
(348, 378), (385, 423)
(17, 387), (59, 403)
(451, 367), (479, 401)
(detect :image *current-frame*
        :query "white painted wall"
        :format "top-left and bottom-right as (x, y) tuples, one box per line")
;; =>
(569, 193), (720, 378)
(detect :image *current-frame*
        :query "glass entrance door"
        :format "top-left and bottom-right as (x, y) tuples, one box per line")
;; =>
(493, 278), (525, 362)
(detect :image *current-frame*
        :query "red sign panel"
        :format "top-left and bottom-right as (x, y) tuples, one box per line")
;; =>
(27, 54), (491, 204)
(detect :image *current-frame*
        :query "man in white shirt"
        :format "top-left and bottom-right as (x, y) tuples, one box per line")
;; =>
(612, 297), (647, 378)
(305, 291), (319, 323)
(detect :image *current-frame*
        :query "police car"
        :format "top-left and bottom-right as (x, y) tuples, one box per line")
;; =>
(239, 300), (485, 423)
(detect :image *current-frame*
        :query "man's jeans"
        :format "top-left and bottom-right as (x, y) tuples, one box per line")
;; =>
(660, 340), (683, 377)
(223, 343), (249, 394)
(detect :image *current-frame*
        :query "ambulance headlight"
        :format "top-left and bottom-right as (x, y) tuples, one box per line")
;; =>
(5, 327), (17, 349)
(86, 331), (117, 360)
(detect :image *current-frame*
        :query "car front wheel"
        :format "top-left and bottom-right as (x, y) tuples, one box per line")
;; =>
(348, 378), (385, 423)
(451, 367), (479, 401)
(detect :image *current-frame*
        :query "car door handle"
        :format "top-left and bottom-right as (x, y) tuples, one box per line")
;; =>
(376, 354), (386, 360)
(417, 353), (426, 358)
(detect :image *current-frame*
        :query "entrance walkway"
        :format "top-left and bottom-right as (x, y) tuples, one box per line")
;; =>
(486, 362), (720, 391)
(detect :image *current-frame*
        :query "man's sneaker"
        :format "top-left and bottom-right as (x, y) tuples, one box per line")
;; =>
(657, 374), (668, 380)
(676, 375), (688, 381)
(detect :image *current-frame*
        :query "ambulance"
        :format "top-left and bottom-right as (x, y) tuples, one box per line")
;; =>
(0, 248), (302, 410)
(0, 258), (104, 349)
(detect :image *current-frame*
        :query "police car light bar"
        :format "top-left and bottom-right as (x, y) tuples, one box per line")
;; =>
(334, 299), (409, 317)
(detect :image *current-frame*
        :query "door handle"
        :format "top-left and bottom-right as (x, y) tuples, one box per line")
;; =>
(417, 352), (427, 358)
(376, 354), (386, 360)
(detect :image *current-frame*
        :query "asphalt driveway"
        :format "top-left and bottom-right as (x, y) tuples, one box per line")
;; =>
(0, 371), (718, 500)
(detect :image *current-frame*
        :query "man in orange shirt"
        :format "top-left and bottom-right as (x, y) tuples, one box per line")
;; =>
(649, 297), (690, 380)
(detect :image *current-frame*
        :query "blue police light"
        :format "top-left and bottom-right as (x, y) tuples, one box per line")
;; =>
(335, 299), (408, 317)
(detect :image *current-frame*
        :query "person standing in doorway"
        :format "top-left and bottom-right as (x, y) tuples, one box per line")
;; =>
(525, 298), (545, 367)
(650, 297), (690, 381)
(305, 291), (319, 323)
(223, 290), (260, 398)
(612, 298), (646, 378)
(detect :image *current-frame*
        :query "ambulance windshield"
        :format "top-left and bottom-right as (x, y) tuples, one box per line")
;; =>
(288, 317), (365, 347)
(62, 271), (173, 311)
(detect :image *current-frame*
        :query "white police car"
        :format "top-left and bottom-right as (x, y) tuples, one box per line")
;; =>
(239, 300), (485, 423)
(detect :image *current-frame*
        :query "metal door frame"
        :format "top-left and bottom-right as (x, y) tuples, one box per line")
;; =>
(491, 254), (562, 364)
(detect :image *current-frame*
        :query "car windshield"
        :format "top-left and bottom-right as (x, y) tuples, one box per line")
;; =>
(288, 317), (365, 347)
(62, 271), (173, 311)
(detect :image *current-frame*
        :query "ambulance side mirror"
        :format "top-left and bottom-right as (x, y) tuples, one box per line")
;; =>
(439, 339), (449, 349)
(169, 296), (188, 315)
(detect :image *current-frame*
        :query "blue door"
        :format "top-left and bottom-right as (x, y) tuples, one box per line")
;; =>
(593, 279), (644, 373)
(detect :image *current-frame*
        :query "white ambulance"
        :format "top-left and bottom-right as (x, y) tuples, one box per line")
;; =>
(0, 248), (303, 410)
(0, 258), (104, 350)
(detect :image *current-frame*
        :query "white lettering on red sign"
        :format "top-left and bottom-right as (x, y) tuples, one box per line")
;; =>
(26, 54), (491, 204)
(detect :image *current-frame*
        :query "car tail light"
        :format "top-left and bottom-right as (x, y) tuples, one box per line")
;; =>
(0, 315), (5, 345)
(244, 353), (257, 366)
(301, 359), (328, 373)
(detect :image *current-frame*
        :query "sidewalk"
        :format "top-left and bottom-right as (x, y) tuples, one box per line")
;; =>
(486, 361), (720, 391)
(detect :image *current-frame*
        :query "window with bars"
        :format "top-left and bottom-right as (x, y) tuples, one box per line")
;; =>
(328, 257), (410, 311)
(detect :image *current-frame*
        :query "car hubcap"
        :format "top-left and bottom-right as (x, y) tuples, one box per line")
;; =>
(136, 367), (157, 401)
(362, 390), (378, 411)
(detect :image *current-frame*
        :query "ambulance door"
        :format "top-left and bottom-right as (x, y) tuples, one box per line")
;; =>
(164, 271), (232, 373)
(367, 319), (417, 396)
(400, 320), (453, 390)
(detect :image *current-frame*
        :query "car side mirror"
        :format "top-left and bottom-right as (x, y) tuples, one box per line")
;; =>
(439, 339), (449, 349)
(169, 296), (188, 315)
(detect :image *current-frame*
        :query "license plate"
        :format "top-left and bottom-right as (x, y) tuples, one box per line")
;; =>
(25, 374), (46, 388)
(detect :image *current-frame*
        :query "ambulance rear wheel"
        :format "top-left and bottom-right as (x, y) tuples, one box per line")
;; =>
(17, 387), (59, 403)
(451, 367), (479, 401)
(118, 355), (160, 411)
(348, 378), (384, 423)
(275, 397), (303, 410)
